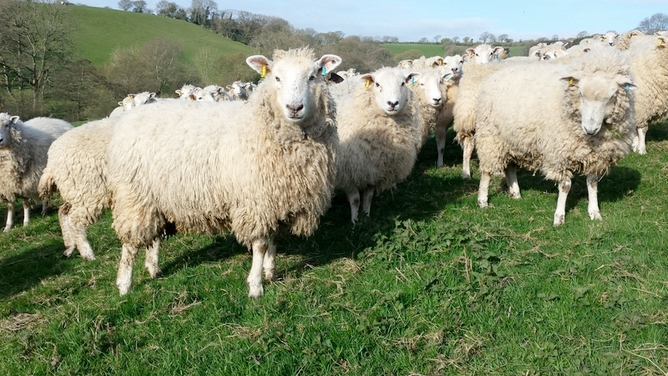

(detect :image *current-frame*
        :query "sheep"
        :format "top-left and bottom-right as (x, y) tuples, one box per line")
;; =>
(598, 31), (619, 46)
(0, 114), (73, 231)
(466, 44), (506, 64)
(226, 81), (250, 101)
(408, 66), (452, 151)
(175, 84), (200, 100)
(334, 67), (420, 223)
(435, 55), (464, 167)
(615, 29), (645, 50)
(195, 84), (233, 102)
(625, 34), (668, 155)
(474, 48), (636, 226)
(109, 91), (157, 117)
(39, 119), (115, 260)
(106, 47), (342, 297)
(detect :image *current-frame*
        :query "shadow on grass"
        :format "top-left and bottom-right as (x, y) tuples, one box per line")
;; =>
(158, 235), (248, 278)
(646, 121), (668, 143)
(0, 240), (73, 300)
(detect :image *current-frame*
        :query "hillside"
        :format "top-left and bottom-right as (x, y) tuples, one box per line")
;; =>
(68, 5), (254, 66)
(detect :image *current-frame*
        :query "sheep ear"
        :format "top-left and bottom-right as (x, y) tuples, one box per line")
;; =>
(493, 46), (505, 54)
(361, 74), (374, 88)
(441, 72), (454, 82)
(657, 36), (666, 48)
(316, 54), (342, 76)
(615, 75), (636, 90)
(326, 72), (344, 84)
(9, 116), (19, 124)
(246, 55), (272, 77)
(466, 48), (475, 57)
(188, 93), (196, 101)
(405, 72), (421, 84)
(561, 73), (582, 86)
(118, 101), (123, 106)
(175, 89), (182, 96)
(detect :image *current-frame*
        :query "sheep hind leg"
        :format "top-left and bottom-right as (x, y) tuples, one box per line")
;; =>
(477, 172), (491, 208)
(22, 201), (31, 227)
(144, 238), (162, 278)
(505, 166), (521, 199)
(68, 207), (96, 260)
(461, 136), (475, 179)
(4, 202), (14, 232)
(346, 188), (361, 224)
(435, 124), (447, 167)
(586, 174), (602, 221)
(553, 178), (571, 226)
(362, 187), (374, 217)
(263, 238), (276, 282)
(247, 238), (269, 298)
(58, 205), (76, 258)
(116, 243), (139, 295)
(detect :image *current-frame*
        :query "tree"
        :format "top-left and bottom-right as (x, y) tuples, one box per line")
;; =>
(0, 0), (74, 115)
(118, 0), (132, 11)
(452, 36), (460, 43)
(479, 31), (493, 43)
(638, 12), (668, 34)
(576, 30), (588, 38)
(131, 0), (147, 13)
(189, 0), (217, 25)
(156, 0), (186, 19)
(463, 36), (472, 43)
(497, 34), (509, 43)
(433, 34), (441, 43)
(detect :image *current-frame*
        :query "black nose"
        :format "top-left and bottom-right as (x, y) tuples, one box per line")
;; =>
(387, 101), (399, 109)
(286, 104), (304, 113)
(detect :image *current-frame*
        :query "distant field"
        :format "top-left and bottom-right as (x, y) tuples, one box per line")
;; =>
(383, 43), (445, 57)
(69, 6), (253, 66)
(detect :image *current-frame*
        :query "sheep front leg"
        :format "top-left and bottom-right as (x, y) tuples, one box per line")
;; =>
(633, 127), (647, 155)
(553, 178), (571, 226)
(505, 166), (521, 199)
(4, 202), (14, 232)
(58, 205), (76, 258)
(116, 243), (139, 295)
(22, 201), (31, 227)
(362, 187), (375, 217)
(477, 172), (491, 208)
(144, 238), (162, 278)
(263, 238), (276, 282)
(461, 136), (475, 179)
(586, 174), (602, 221)
(346, 188), (361, 223)
(435, 124), (447, 167)
(247, 238), (269, 298)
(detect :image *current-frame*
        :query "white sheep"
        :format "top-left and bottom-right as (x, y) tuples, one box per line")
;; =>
(435, 55), (464, 167)
(615, 29), (645, 50)
(196, 84), (232, 102)
(175, 84), (200, 100)
(409, 66), (451, 151)
(334, 67), (420, 223)
(466, 44), (506, 64)
(626, 34), (668, 155)
(106, 47), (342, 297)
(474, 48), (636, 226)
(599, 31), (619, 46)
(39, 118), (114, 260)
(0, 114), (72, 231)
(109, 91), (157, 117)
(226, 81), (250, 101)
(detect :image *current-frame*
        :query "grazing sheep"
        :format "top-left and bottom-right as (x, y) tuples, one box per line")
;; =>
(626, 34), (668, 155)
(0, 114), (72, 231)
(106, 47), (342, 297)
(39, 119), (114, 260)
(475, 48), (636, 226)
(335, 67), (420, 223)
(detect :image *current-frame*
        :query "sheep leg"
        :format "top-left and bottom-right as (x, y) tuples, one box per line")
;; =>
(633, 127), (647, 155)
(247, 238), (269, 298)
(477, 172), (491, 208)
(461, 136), (475, 179)
(262, 238), (276, 282)
(68, 207), (96, 260)
(116, 243), (139, 295)
(22, 201), (30, 227)
(553, 178), (571, 226)
(505, 166), (521, 199)
(58, 205), (76, 258)
(346, 188), (361, 224)
(586, 174), (602, 221)
(362, 187), (374, 217)
(144, 238), (162, 278)
(435, 124), (447, 167)
(41, 200), (47, 216)
(4, 202), (14, 232)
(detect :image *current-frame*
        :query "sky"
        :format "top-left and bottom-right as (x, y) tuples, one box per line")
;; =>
(78, 0), (668, 42)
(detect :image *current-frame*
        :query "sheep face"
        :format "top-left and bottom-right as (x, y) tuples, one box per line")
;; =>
(133, 91), (156, 106)
(566, 73), (635, 136)
(412, 69), (446, 108)
(600, 31), (618, 46)
(442, 55), (464, 78)
(362, 68), (420, 116)
(119, 95), (136, 110)
(175, 84), (199, 100)
(246, 53), (342, 124)
(0, 114), (18, 148)
(467, 44), (505, 64)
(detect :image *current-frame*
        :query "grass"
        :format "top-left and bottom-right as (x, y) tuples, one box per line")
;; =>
(383, 43), (447, 58)
(2, 122), (668, 374)
(68, 5), (253, 66)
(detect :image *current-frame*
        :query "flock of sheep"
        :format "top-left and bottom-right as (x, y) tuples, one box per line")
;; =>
(1, 28), (667, 297)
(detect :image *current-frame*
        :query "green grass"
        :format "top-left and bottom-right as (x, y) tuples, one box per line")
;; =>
(383, 43), (446, 58)
(69, 5), (253, 66)
(1, 126), (668, 373)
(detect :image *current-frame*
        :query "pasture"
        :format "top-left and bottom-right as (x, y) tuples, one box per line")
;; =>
(0, 123), (667, 375)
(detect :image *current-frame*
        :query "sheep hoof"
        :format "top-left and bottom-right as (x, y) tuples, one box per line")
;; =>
(477, 199), (488, 208)
(508, 192), (521, 199)
(589, 211), (602, 221)
(116, 280), (132, 296)
(248, 285), (264, 298)
(264, 269), (275, 282)
(146, 267), (162, 278)
(3, 226), (10, 232)
(63, 247), (76, 258)
(553, 215), (565, 226)
(462, 171), (471, 180)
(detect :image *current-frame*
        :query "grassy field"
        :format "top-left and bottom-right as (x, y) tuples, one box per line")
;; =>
(383, 43), (527, 58)
(1, 120), (667, 375)
(69, 6), (253, 66)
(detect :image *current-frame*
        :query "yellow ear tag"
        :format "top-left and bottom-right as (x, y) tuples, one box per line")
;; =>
(658, 39), (664, 47)
(365, 80), (371, 88)
(569, 78), (574, 86)
(261, 66), (267, 78)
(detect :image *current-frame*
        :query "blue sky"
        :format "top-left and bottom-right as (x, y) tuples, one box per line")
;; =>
(79, 0), (668, 42)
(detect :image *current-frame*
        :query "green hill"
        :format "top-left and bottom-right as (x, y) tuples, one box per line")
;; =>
(69, 5), (253, 66)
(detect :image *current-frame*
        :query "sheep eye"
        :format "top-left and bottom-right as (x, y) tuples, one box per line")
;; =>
(401, 82), (405, 86)
(309, 75), (315, 81)
(275, 77), (281, 82)
(375, 82), (380, 88)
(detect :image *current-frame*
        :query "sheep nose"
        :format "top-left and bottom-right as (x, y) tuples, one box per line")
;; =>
(433, 98), (442, 104)
(387, 101), (399, 109)
(286, 104), (304, 113)
(452, 67), (459, 73)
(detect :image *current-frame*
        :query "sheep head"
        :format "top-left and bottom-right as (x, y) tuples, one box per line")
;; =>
(246, 49), (342, 124)
(361, 67), (420, 116)
(467, 44), (505, 64)
(0, 113), (19, 148)
(411, 68), (447, 108)
(442, 55), (464, 78)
